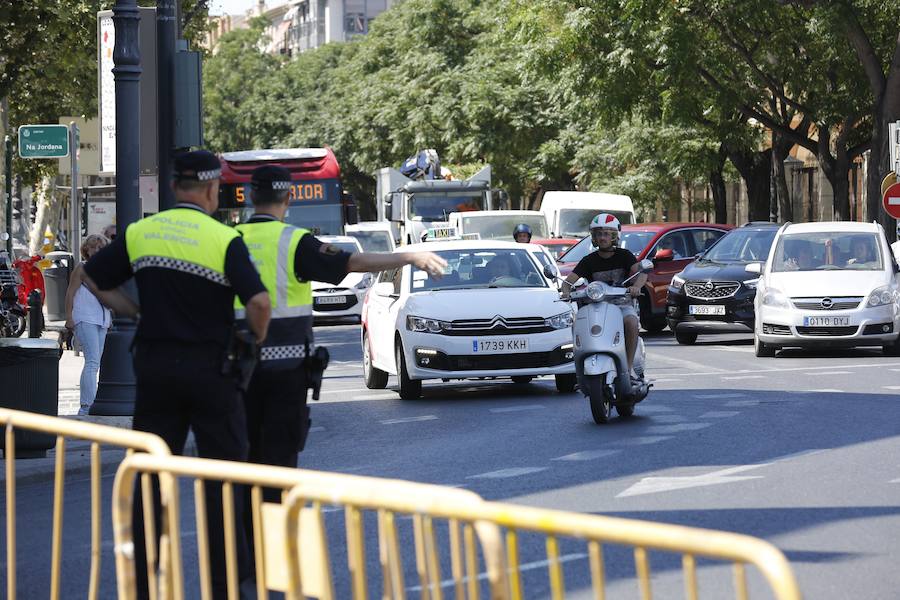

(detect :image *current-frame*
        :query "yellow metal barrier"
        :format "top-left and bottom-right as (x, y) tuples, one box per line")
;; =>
(298, 497), (802, 600)
(112, 453), (509, 600)
(0, 408), (174, 600)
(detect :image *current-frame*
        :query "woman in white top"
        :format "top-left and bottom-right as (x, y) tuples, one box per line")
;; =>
(65, 234), (113, 414)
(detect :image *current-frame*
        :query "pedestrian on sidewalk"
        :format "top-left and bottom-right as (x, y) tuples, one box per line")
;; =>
(64, 234), (112, 415)
(82, 150), (271, 600)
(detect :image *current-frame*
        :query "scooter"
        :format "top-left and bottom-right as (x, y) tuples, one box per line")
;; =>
(547, 260), (653, 424)
(0, 251), (27, 338)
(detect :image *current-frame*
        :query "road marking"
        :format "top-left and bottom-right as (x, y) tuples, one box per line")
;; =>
(802, 371), (852, 376)
(883, 386), (900, 390)
(380, 415), (437, 425)
(720, 375), (765, 380)
(644, 423), (712, 434)
(489, 404), (546, 413)
(725, 400), (760, 407)
(700, 411), (740, 418)
(656, 361), (900, 378)
(636, 405), (674, 413)
(617, 464), (770, 497)
(713, 346), (754, 353)
(468, 467), (548, 479)
(407, 553), (588, 593)
(648, 352), (727, 372)
(806, 389), (844, 393)
(649, 414), (688, 423)
(321, 387), (376, 395)
(613, 436), (673, 446)
(694, 393), (746, 399)
(649, 378), (683, 383)
(352, 392), (398, 400)
(308, 426), (326, 433)
(552, 449), (622, 461)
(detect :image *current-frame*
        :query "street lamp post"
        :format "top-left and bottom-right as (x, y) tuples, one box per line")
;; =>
(91, 0), (141, 416)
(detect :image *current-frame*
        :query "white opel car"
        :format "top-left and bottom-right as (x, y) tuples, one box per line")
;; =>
(751, 221), (900, 356)
(312, 235), (371, 322)
(361, 239), (576, 399)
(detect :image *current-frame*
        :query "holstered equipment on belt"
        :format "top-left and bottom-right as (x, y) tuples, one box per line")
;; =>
(222, 327), (259, 392)
(303, 341), (329, 401)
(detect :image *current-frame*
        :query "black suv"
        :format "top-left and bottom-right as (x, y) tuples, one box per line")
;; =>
(666, 222), (781, 344)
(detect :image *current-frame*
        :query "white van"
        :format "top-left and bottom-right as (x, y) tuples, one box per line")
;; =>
(448, 210), (549, 241)
(345, 221), (396, 252)
(539, 191), (636, 238)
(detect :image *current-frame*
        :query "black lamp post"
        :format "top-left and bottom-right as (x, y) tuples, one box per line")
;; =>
(91, 0), (141, 416)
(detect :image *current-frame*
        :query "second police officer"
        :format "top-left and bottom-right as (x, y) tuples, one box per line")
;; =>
(236, 165), (447, 490)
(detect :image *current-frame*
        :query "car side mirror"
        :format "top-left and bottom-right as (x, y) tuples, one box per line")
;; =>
(372, 282), (395, 297)
(654, 248), (674, 262)
(543, 264), (557, 279)
(745, 262), (762, 274)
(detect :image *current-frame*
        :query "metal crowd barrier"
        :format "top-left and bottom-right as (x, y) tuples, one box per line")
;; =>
(112, 453), (508, 600)
(0, 408), (173, 600)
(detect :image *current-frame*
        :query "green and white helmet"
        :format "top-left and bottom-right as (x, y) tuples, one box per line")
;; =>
(590, 213), (621, 231)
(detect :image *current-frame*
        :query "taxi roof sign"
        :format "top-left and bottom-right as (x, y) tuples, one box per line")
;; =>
(422, 226), (460, 241)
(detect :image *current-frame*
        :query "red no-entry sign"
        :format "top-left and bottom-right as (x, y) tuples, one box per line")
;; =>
(882, 182), (900, 219)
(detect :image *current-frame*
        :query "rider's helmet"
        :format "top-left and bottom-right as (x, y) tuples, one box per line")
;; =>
(513, 223), (532, 243)
(590, 213), (621, 246)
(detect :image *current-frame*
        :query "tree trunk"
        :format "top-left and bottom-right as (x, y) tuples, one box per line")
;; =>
(868, 109), (896, 240)
(29, 176), (58, 255)
(727, 146), (772, 222)
(772, 133), (793, 222)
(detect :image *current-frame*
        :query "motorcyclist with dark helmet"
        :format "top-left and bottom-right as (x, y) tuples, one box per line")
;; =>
(513, 223), (532, 243)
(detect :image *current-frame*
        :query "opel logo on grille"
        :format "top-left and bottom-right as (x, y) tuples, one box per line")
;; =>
(821, 297), (833, 309)
(704, 281), (715, 291)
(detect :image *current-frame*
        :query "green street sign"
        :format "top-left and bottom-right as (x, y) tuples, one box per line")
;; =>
(18, 124), (69, 159)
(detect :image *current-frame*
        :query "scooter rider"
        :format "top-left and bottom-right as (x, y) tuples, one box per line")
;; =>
(513, 223), (532, 243)
(563, 213), (647, 380)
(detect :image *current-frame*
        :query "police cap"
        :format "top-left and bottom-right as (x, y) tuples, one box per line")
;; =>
(173, 150), (222, 182)
(250, 165), (292, 203)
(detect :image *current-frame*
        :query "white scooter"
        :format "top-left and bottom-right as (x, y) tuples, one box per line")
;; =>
(546, 261), (653, 424)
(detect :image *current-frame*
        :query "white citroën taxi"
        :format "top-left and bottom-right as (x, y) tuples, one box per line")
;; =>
(361, 234), (576, 399)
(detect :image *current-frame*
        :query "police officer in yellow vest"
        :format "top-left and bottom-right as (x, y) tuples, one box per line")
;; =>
(238, 166), (446, 484)
(84, 150), (271, 600)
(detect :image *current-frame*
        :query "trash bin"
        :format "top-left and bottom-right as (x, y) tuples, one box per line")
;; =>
(43, 251), (74, 322)
(0, 338), (60, 458)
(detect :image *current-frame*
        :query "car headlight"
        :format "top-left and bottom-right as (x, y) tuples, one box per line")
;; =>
(670, 274), (685, 291)
(545, 310), (575, 329)
(762, 288), (789, 308)
(586, 281), (607, 301)
(867, 285), (897, 307)
(744, 278), (760, 290)
(406, 315), (451, 333)
(355, 273), (374, 289)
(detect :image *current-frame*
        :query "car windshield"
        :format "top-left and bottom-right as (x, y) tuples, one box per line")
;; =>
(558, 230), (652, 263)
(772, 232), (883, 272)
(411, 248), (547, 291)
(557, 209), (634, 237)
(700, 228), (776, 264)
(460, 214), (548, 240)
(408, 192), (484, 220)
(347, 230), (392, 252)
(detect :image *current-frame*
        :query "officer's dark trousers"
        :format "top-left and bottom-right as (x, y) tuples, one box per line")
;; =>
(241, 366), (311, 572)
(131, 340), (251, 600)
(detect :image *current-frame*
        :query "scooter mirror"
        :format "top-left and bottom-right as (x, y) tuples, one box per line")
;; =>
(639, 258), (654, 272)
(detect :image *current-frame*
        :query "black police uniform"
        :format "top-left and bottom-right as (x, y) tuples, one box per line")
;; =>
(239, 167), (351, 484)
(84, 150), (267, 600)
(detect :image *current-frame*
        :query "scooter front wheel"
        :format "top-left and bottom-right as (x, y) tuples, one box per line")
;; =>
(585, 376), (612, 424)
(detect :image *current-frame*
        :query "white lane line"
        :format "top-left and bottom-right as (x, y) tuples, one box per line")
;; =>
(648, 352), (727, 372)
(655, 361), (900, 378)
(467, 467), (548, 479)
(612, 436), (673, 446)
(489, 405), (546, 414)
(644, 423), (712, 434)
(407, 553), (588, 593)
(720, 375), (765, 380)
(308, 426), (326, 433)
(883, 386), (900, 390)
(713, 346), (754, 353)
(352, 392), (398, 400)
(725, 400), (759, 407)
(552, 449), (622, 461)
(649, 378), (683, 383)
(890, 369), (900, 372)
(802, 371), (852, 376)
(649, 414), (688, 423)
(694, 393), (746, 399)
(700, 411), (740, 418)
(380, 415), (438, 425)
(321, 387), (375, 395)
(807, 389), (844, 393)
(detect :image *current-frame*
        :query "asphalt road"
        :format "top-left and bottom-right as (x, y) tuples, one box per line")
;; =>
(5, 321), (900, 598)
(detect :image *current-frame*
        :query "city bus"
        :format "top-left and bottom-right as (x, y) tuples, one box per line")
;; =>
(216, 148), (357, 234)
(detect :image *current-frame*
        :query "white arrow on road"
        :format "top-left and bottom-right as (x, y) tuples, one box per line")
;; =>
(616, 464), (771, 498)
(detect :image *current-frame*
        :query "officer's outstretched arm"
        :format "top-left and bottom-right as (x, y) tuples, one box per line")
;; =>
(82, 274), (140, 318)
(347, 251), (448, 279)
(244, 291), (271, 343)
